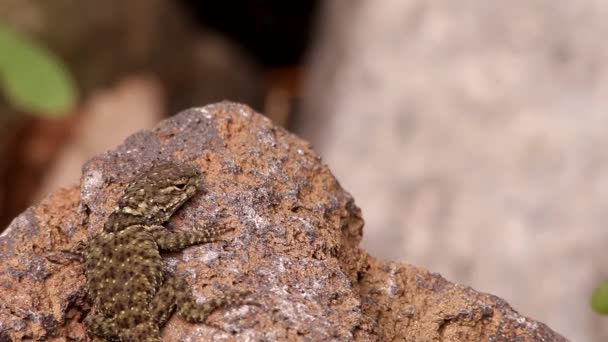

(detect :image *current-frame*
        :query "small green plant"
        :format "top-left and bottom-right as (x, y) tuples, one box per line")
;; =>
(591, 281), (608, 314)
(0, 25), (77, 117)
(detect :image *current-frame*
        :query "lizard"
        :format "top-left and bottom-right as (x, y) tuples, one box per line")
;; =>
(84, 162), (249, 341)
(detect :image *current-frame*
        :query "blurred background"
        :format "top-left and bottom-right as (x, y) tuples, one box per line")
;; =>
(1, 1), (607, 340)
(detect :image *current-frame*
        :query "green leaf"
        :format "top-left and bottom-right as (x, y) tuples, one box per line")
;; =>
(0, 26), (77, 117)
(591, 281), (608, 314)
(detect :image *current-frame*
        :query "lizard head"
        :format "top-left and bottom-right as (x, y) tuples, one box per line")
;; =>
(104, 162), (202, 232)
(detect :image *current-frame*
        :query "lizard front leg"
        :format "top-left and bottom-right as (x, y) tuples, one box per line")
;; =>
(150, 222), (234, 251)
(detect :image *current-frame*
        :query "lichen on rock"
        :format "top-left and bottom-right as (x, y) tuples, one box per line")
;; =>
(0, 102), (567, 341)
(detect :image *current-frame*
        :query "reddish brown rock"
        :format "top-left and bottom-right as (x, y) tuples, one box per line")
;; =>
(0, 103), (566, 341)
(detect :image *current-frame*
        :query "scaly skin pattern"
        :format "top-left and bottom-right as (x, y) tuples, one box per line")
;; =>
(84, 163), (247, 341)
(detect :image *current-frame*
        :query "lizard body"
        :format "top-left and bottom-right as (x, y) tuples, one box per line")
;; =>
(84, 162), (247, 341)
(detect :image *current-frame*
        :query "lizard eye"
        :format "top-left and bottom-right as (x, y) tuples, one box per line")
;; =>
(175, 182), (187, 190)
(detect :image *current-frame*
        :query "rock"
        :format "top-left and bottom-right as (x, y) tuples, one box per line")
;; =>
(0, 103), (566, 341)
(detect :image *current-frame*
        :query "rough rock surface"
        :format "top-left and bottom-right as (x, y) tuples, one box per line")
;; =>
(297, 2), (608, 340)
(0, 103), (565, 341)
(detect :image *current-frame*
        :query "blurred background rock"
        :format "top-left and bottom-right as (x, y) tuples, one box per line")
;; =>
(1, 1), (607, 340)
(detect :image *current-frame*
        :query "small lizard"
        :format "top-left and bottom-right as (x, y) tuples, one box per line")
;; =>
(84, 162), (248, 341)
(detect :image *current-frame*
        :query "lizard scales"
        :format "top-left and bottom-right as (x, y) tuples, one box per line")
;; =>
(84, 162), (248, 341)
